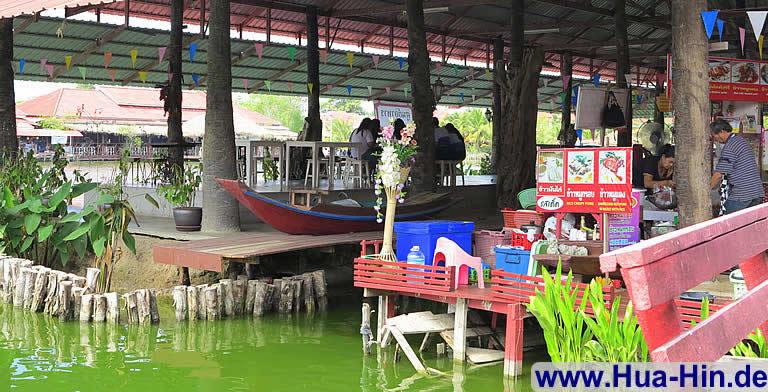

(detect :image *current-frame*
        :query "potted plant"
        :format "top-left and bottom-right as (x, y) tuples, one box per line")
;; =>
(158, 165), (203, 231)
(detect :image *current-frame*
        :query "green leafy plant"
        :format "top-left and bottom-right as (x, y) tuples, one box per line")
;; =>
(262, 150), (279, 182)
(731, 329), (768, 358)
(479, 155), (492, 175)
(527, 263), (593, 362)
(582, 279), (649, 362)
(157, 165), (202, 208)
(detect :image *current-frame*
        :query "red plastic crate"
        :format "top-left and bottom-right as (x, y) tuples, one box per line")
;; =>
(511, 230), (543, 250)
(501, 209), (546, 228)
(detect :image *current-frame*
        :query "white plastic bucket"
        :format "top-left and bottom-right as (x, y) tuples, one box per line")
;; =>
(729, 269), (747, 299)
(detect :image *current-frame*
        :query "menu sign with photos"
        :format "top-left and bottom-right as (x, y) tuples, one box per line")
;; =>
(668, 55), (768, 102)
(536, 147), (633, 214)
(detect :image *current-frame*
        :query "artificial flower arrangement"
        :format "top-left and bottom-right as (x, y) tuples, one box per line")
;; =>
(374, 123), (418, 262)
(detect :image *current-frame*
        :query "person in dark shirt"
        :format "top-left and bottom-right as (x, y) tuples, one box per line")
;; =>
(393, 118), (406, 140)
(709, 119), (765, 214)
(643, 144), (675, 193)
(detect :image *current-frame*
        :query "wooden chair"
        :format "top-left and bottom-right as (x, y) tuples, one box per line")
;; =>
(342, 157), (370, 189)
(304, 158), (330, 187)
(436, 160), (465, 187)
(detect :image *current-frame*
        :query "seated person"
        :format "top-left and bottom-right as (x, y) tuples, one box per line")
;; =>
(643, 144), (675, 194)
(349, 118), (376, 171)
(435, 121), (466, 161)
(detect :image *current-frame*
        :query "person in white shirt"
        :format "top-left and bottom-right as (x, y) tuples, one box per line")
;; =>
(349, 118), (374, 159)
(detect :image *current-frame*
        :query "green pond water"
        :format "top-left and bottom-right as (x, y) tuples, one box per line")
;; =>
(0, 296), (541, 391)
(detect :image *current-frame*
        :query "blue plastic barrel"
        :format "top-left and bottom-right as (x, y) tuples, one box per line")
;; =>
(394, 221), (475, 264)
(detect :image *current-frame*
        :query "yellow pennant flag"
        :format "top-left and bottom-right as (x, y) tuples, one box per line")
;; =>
(485, 68), (491, 78)
(130, 49), (138, 68)
(761, 35), (765, 60)
(307, 83), (314, 94)
(65, 55), (72, 70)
(139, 71), (147, 83)
(346, 52), (354, 69)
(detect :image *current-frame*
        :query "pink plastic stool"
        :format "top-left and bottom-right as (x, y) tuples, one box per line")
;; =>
(433, 237), (485, 289)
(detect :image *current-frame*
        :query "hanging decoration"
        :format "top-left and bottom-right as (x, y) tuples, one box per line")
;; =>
(385, 87), (391, 94)
(459, 92), (464, 102)
(104, 51), (112, 68)
(485, 68), (490, 78)
(403, 86), (410, 97)
(452, 64), (459, 75)
(346, 84), (353, 95)
(740, 27), (746, 55)
(242, 79), (249, 91)
(471, 94), (476, 102)
(717, 19), (725, 41)
(435, 62), (443, 73)
(700, 10), (719, 40)
(367, 86), (372, 95)
(592, 73), (600, 87)
(78, 66), (86, 80)
(572, 85), (579, 106)
(39, 59), (47, 73)
(45, 64), (54, 79)
(192, 73), (200, 87)
(307, 82), (313, 94)
(346, 52), (354, 69)
(624, 74), (633, 86)
(326, 84), (334, 92)
(288, 47), (296, 63)
(255, 43), (264, 60)
(18, 59), (25, 75)
(656, 73), (666, 87)
(562, 74), (570, 90)
(139, 71), (147, 83)
(158, 47), (167, 63)
(559, 92), (566, 110)
(65, 55), (72, 70)
(748, 11), (768, 42)
(264, 80), (272, 92)
(108, 69), (117, 82)
(320, 49), (328, 64)
(761, 35), (765, 60)
(287, 81), (294, 92)
(189, 43), (198, 63)
(130, 49), (138, 68)
(371, 55), (380, 69)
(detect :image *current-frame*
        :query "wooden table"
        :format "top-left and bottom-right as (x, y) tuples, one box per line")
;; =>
(283, 141), (358, 190)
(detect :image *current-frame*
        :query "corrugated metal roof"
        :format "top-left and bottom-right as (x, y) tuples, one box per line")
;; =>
(0, 0), (118, 18)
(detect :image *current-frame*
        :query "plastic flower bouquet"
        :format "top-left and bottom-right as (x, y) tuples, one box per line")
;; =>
(374, 124), (418, 262)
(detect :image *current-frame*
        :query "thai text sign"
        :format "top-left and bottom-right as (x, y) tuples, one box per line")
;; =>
(536, 147), (633, 214)
(374, 101), (412, 126)
(667, 55), (768, 102)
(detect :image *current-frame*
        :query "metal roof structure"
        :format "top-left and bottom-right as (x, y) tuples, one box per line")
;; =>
(3, 0), (691, 114)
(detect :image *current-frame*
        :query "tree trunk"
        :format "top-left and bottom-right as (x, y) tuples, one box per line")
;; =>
(491, 37), (504, 173)
(671, 0), (711, 226)
(0, 18), (18, 155)
(406, 0), (436, 193)
(654, 71), (665, 124)
(615, 0), (633, 147)
(305, 6), (322, 141)
(559, 52), (574, 146)
(167, 0), (184, 170)
(202, 0), (241, 232)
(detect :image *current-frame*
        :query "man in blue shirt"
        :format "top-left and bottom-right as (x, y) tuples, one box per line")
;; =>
(709, 119), (765, 214)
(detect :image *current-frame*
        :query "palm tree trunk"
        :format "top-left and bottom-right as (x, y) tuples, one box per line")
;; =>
(406, 0), (436, 193)
(559, 52), (574, 147)
(167, 0), (184, 171)
(305, 6), (322, 141)
(491, 37), (504, 173)
(0, 18), (18, 155)
(671, 0), (711, 226)
(202, 0), (240, 232)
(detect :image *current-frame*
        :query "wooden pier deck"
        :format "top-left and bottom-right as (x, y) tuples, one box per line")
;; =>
(154, 231), (383, 272)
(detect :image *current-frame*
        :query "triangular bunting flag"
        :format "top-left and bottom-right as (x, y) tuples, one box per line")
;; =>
(592, 73), (600, 87)
(130, 49), (138, 68)
(307, 82), (313, 94)
(39, 58), (47, 73)
(398, 57), (405, 69)
(255, 43), (264, 60)
(18, 59), (25, 75)
(562, 74), (570, 90)
(468, 72), (474, 80)
(459, 92), (464, 102)
(346, 85), (353, 95)
(320, 49), (328, 64)
(189, 43), (197, 63)
(192, 73), (200, 87)
(346, 52), (354, 69)
(625, 74), (633, 85)
(78, 66), (86, 80)
(656, 73), (665, 87)
(761, 35), (765, 60)
(435, 62), (443, 73)
(158, 47), (167, 63)
(471, 94), (476, 102)
(717, 19), (725, 41)
(452, 65), (458, 75)
(700, 10), (719, 40)
(264, 80), (272, 92)
(104, 51), (112, 68)
(748, 11), (768, 42)
(65, 55), (72, 70)
(403, 87), (409, 98)
(242, 79), (249, 91)
(485, 68), (490, 78)
(108, 68), (116, 82)
(139, 71), (147, 83)
(371, 55), (380, 68)
(287, 81), (294, 92)
(289, 47), (296, 63)
(326, 84), (334, 91)
(367, 86), (372, 95)
(740, 26), (746, 55)
(385, 87), (391, 94)
(45, 64), (54, 78)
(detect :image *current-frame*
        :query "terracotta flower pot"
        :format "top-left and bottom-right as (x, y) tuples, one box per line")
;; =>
(173, 207), (202, 232)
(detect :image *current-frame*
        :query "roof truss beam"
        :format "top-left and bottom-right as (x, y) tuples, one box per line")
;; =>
(330, 0), (498, 18)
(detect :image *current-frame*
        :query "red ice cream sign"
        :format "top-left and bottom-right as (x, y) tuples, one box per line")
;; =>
(535, 147), (633, 214)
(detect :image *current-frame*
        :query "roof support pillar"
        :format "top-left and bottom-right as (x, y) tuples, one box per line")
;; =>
(491, 36), (503, 172)
(199, 0), (206, 37)
(124, 0), (130, 26)
(0, 18), (18, 154)
(671, 0), (711, 227)
(560, 51), (574, 146)
(266, 7), (272, 43)
(167, 0), (185, 172)
(305, 5), (322, 141)
(406, 0), (435, 193)
(615, 0), (632, 146)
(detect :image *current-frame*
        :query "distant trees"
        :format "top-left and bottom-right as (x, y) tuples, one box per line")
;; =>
(240, 95), (304, 132)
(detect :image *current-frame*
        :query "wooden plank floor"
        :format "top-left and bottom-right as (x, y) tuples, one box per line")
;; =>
(153, 231), (383, 272)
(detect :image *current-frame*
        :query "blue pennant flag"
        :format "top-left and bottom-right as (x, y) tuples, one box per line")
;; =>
(190, 43), (198, 63)
(592, 73), (600, 87)
(571, 85), (579, 105)
(398, 57), (405, 69)
(636, 94), (643, 104)
(717, 18), (725, 41)
(459, 92), (464, 102)
(576, 129), (583, 145)
(192, 73), (200, 87)
(700, 10), (719, 40)
(346, 84), (353, 95)
(18, 59), (25, 75)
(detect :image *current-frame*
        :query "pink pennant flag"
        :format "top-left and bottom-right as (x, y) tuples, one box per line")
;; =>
(108, 69), (117, 82)
(562, 74), (570, 89)
(45, 64), (54, 78)
(385, 87), (391, 94)
(39, 58), (47, 72)
(254, 43), (264, 60)
(371, 55), (380, 68)
(326, 84), (334, 91)
(287, 81), (294, 92)
(320, 49), (328, 64)
(158, 47), (167, 63)
(656, 73), (666, 87)
(104, 51), (112, 68)
(740, 26), (746, 55)
(435, 62), (443, 73)
(242, 79), (249, 91)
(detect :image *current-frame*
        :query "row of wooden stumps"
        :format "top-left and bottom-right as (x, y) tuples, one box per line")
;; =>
(0, 256), (158, 325)
(171, 270), (328, 321)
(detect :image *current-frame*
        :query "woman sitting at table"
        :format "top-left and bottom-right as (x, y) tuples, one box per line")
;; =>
(643, 144), (675, 194)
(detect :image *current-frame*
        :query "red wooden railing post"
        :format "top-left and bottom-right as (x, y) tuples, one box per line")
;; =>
(504, 303), (525, 377)
(635, 300), (684, 353)
(740, 251), (768, 335)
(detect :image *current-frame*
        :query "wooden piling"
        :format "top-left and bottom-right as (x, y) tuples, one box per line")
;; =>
(85, 268), (100, 293)
(13, 267), (29, 308)
(215, 283), (224, 316)
(302, 273), (316, 314)
(123, 291), (138, 324)
(361, 302), (372, 355)
(186, 286), (199, 320)
(93, 294), (107, 322)
(70, 275), (86, 289)
(312, 270), (328, 311)
(245, 280), (258, 314)
(219, 279), (235, 318)
(43, 270), (60, 314)
(30, 268), (49, 312)
(278, 280), (294, 314)
(173, 286), (188, 321)
(105, 292), (119, 323)
(204, 285), (220, 321)
(80, 294), (94, 322)
(136, 289), (151, 324)
(272, 279), (283, 312)
(233, 279), (246, 315)
(148, 289), (160, 324)
(196, 284), (208, 320)
(291, 277), (302, 313)
(57, 281), (73, 321)
(252, 281), (269, 316)
(72, 287), (85, 321)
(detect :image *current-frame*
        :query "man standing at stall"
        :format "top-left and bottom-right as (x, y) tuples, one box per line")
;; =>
(709, 119), (764, 214)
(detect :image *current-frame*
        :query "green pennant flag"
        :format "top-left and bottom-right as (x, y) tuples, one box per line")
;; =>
(78, 66), (86, 80)
(264, 80), (272, 92)
(288, 47), (296, 63)
(453, 65), (459, 75)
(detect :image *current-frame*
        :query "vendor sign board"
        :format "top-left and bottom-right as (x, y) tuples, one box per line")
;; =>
(667, 55), (768, 102)
(535, 147), (633, 214)
(607, 189), (643, 251)
(374, 101), (412, 126)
